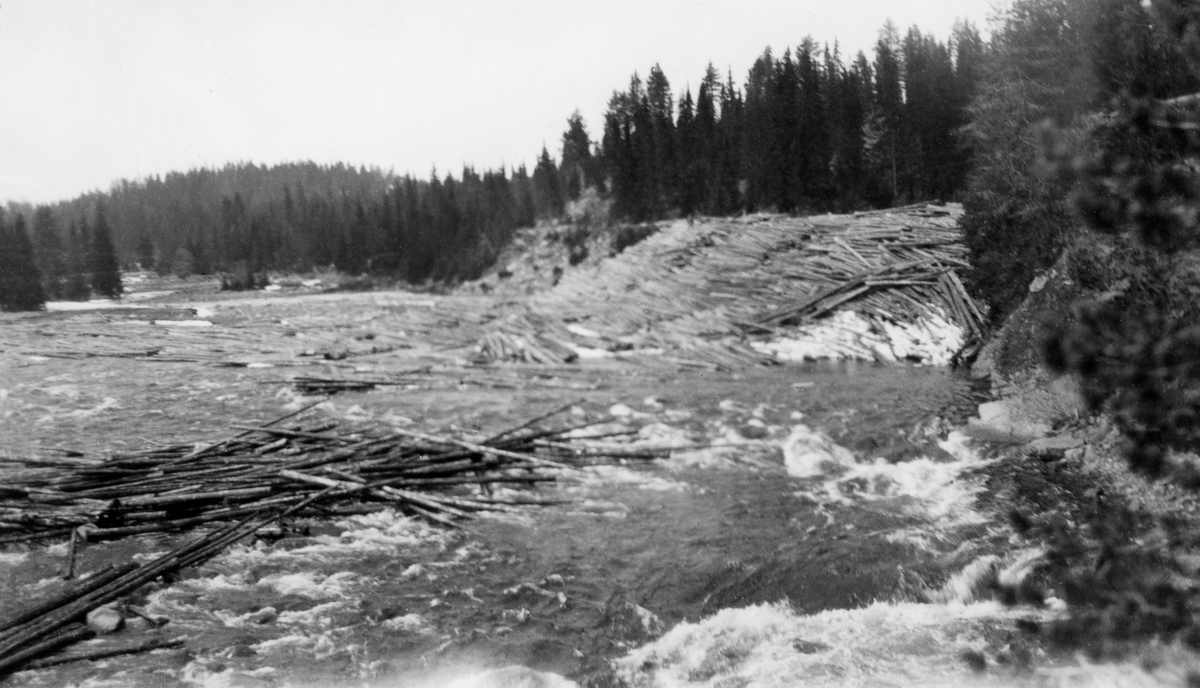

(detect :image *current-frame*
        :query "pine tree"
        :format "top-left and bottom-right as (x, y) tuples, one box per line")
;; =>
(0, 214), (47, 312)
(136, 231), (155, 271)
(772, 48), (803, 211)
(90, 207), (124, 298)
(742, 49), (780, 211)
(64, 221), (90, 300)
(513, 164), (536, 228)
(694, 64), (720, 212)
(874, 21), (905, 203)
(797, 38), (831, 207)
(713, 70), (745, 214)
(0, 213), (11, 309)
(675, 87), (702, 216)
(602, 87), (638, 219)
(31, 206), (67, 299)
(560, 111), (594, 201)
(532, 146), (564, 218)
(646, 65), (676, 213)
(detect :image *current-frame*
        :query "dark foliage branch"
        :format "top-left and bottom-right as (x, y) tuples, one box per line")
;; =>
(960, 0), (1199, 324)
(976, 0), (1200, 667)
(1039, 2), (1200, 476)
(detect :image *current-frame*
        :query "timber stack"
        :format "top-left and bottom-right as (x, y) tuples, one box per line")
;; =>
(472, 203), (986, 368)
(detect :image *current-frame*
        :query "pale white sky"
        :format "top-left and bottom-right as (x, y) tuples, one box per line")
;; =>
(0, 0), (996, 205)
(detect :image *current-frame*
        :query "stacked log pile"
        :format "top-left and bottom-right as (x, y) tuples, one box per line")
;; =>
(0, 404), (670, 675)
(0, 296), (485, 369)
(498, 203), (984, 368)
(540, 205), (979, 333)
(0, 499), (319, 677)
(472, 315), (580, 365)
(0, 404), (640, 544)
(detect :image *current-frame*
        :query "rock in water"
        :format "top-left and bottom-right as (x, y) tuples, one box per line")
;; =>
(247, 606), (277, 624)
(781, 424), (858, 478)
(86, 606), (124, 633)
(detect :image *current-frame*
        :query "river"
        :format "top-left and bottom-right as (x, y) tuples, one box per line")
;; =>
(3, 360), (1125, 688)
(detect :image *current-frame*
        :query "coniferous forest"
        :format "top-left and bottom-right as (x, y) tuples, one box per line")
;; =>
(0, 4), (1184, 313)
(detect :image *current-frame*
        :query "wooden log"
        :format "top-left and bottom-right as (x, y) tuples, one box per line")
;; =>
(0, 563), (138, 637)
(24, 637), (186, 670)
(118, 486), (275, 508)
(484, 401), (582, 444)
(0, 624), (96, 677)
(388, 430), (573, 470)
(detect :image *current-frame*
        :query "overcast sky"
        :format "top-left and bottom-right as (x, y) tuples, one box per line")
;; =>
(0, 0), (997, 205)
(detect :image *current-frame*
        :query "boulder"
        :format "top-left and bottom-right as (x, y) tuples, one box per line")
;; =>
(86, 606), (124, 634)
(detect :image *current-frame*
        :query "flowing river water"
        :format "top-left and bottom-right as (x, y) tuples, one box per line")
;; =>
(1, 360), (1141, 688)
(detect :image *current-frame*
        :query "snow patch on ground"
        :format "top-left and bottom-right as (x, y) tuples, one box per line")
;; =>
(751, 310), (964, 365)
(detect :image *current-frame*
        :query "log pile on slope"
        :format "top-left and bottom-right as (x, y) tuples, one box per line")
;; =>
(471, 314), (580, 365)
(503, 203), (985, 367)
(539, 204), (981, 334)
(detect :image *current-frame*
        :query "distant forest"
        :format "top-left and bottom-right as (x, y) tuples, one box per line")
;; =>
(0, 3), (1173, 310)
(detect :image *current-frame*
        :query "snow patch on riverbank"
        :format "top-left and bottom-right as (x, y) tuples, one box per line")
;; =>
(752, 310), (964, 365)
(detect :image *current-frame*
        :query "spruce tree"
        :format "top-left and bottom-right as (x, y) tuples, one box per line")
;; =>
(560, 112), (594, 201)
(675, 87), (702, 216)
(695, 65), (720, 212)
(646, 65), (676, 213)
(0, 213), (10, 308)
(31, 206), (67, 299)
(90, 207), (124, 298)
(742, 49), (777, 210)
(0, 214), (47, 312)
(136, 231), (155, 271)
(532, 147), (564, 218)
(513, 164), (536, 227)
(64, 221), (90, 300)
(874, 21), (905, 203)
